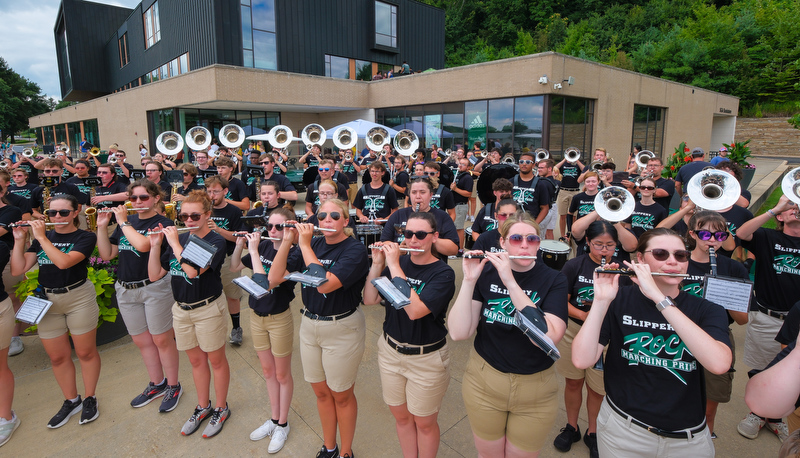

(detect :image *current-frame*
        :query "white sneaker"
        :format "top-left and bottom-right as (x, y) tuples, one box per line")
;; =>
(767, 420), (790, 442)
(8, 337), (22, 357)
(250, 419), (277, 441)
(737, 412), (766, 439)
(0, 411), (20, 447)
(268, 424), (290, 454)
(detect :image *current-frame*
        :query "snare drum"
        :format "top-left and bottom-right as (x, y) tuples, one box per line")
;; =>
(356, 224), (383, 257)
(539, 240), (571, 270)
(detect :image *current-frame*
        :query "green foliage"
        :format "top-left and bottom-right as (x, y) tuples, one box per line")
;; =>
(722, 139), (753, 168)
(663, 142), (691, 179)
(0, 57), (52, 143)
(756, 185), (782, 230)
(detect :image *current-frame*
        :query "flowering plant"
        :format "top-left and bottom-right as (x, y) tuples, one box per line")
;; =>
(722, 139), (755, 169)
(662, 142), (689, 179)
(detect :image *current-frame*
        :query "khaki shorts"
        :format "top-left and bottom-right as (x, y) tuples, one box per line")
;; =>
(555, 319), (605, 395)
(38, 281), (99, 339)
(377, 334), (450, 417)
(454, 204), (469, 228)
(557, 188), (580, 215)
(172, 294), (228, 352)
(220, 256), (243, 301)
(705, 328), (735, 403)
(251, 308), (294, 357)
(0, 297), (14, 350)
(116, 275), (175, 336)
(348, 183), (358, 203)
(3, 262), (26, 301)
(462, 351), (558, 452)
(744, 310), (783, 370)
(299, 307), (366, 392)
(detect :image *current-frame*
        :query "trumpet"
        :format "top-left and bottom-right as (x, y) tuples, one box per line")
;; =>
(367, 245), (424, 252)
(594, 268), (690, 278)
(7, 222), (69, 228)
(564, 147), (581, 163)
(108, 156), (119, 164)
(0, 160), (9, 169)
(89, 147), (101, 156)
(479, 150), (488, 158)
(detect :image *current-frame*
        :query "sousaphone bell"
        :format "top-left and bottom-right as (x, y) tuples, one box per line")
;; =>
(333, 126), (358, 151)
(267, 125), (293, 149)
(366, 127), (390, 152)
(393, 129), (418, 157)
(686, 169), (740, 211)
(594, 186), (635, 222)
(156, 131), (184, 157)
(185, 126), (212, 151)
(635, 150), (656, 170)
(535, 148), (550, 162)
(564, 147), (581, 163)
(781, 166), (800, 206)
(301, 124), (326, 148)
(219, 124), (246, 149)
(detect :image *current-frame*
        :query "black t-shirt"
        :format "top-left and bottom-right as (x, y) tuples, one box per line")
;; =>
(471, 203), (497, 235)
(353, 183), (398, 219)
(225, 177), (248, 202)
(559, 163), (582, 189)
(675, 161), (714, 185)
(4, 193), (30, 217)
(32, 182), (89, 210)
(562, 254), (630, 325)
(717, 205), (754, 258)
(160, 231), (227, 303)
(8, 183), (38, 200)
(110, 213), (174, 282)
(472, 261), (568, 374)
(114, 163), (134, 185)
(195, 166), (217, 187)
(452, 172), (474, 206)
(628, 201), (668, 238)
(65, 176), (93, 199)
(380, 257), (456, 345)
(429, 185), (456, 211)
(512, 175), (550, 218)
(211, 203), (244, 255)
(155, 180), (172, 200)
(392, 170), (409, 193)
(94, 180), (129, 209)
(286, 236), (368, 316)
(600, 287), (731, 431)
(380, 207), (459, 253)
(473, 229), (502, 253)
(28, 229), (97, 288)
(241, 241), (298, 316)
(742, 228), (800, 312)
(776, 300), (800, 346)
(250, 173), (296, 201)
(683, 255), (750, 325)
(568, 191), (597, 220)
(15, 163), (38, 187)
(177, 182), (204, 196)
(654, 178), (676, 211)
(0, 205), (22, 249)
(340, 161), (358, 183)
(0, 242), (8, 301)
(306, 181), (349, 214)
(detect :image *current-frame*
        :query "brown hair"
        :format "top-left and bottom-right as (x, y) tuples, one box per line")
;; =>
(634, 227), (684, 254)
(178, 162), (198, 177)
(42, 158), (63, 169)
(50, 194), (81, 227)
(203, 175), (229, 189)
(127, 179), (164, 202)
(369, 161), (387, 173)
(183, 189), (212, 213)
(686, 210), (728, 251)
(317, 198), (353, 237)
(214, 157), (235, 169)
(583, 171), (599, 181)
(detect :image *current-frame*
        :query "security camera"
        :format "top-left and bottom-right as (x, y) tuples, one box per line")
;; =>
(553, 83), (563, 90)
(538, 76), (548, 84)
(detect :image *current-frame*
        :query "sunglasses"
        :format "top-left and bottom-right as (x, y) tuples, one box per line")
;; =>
(182, 172), (191, 176)
(507, 234), (541, 245)
(178, 213), (203, 222)
(694, 230), (729, 241)
(645, 249), (690, 263)
(260, 161), (271, 165)
(317, 211), (341, 221)
(403, 230), (434, 240)
(318, 168), (331, 172)
(496, 212), (514, 218)
(424, 172), (437, 176)
(129, 194), (151, 202)
(518, 159), (534, 165)
(639, 186), (655, 191)
(45, 209), (73, 217)
(264, 223), (285, 231)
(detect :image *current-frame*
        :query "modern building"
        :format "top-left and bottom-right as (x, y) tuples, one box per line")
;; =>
(32, 0), (739, 166)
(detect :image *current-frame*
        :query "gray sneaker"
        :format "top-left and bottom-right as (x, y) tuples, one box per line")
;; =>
(181, 404), (212, 436)
(229, 327), (243, 346)
(0, 411), (20, 447)
(202, 404), (231, 438)
(767, 420), (790, 442)
(8, 337), (22, 357)
(738, 412), (766, 439)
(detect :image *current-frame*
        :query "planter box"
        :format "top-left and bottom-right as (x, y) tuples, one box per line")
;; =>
(741, 167), (756, 190)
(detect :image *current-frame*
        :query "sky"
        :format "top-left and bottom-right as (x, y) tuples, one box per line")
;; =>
(0, 0), (140, 101)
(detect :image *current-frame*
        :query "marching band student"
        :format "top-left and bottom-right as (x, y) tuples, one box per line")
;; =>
(147, 190), (231, 438)
(305, 160), (349, 217)
(172, 163), (203, 202)
(306, 180), (357, 232)
(192, 151), (216, 187)
(0, 238), (17, 446)
(473, 199), (518, 253)
(471, 178), (513, 243)
(269, 199), (369, 458)
(554, 154), (586, 240)
(339, 148), (360, 203)
(299, 144), (323, 169)
(421, 162), (455, 221)
(572, 228), (732, 457)
(451, 157), (474, 248)
(577, 149), (609, 183)
(249, 154), (298, 203)
(90, 163), (129, 211)
(230, 208), (298, 453)
(213, 157), (250, 211)
(0, 180), (24, 357)
(144, 162), (172, 200)
(657, 195), (695, 237)
(364, 212), (456, 458)
(566, 171), (600, 239)
(570, 208), (638, 262)
(110, 149), (133, 185)
(623, 177), (668, 238)
(31, 159), (88, 220)
(245, 181), (282, 223)
(96, 180), (182, 413)
(8, 168), (37, 201)
(353, 162), (398, 223)
(11, 195), (101, 428)
(448, 212), (568, 457)
(389, 156), (410, 208)
(11, 149), (42, 190)
(152, 152), (176, 171)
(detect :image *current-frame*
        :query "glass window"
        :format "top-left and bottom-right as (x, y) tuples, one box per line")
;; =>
(325, 55), (349, 79)
(241, 6), (252, 50)
(550, 96), (594, 157)
(424, 114), (442, 149)
(442, 103), (464, 151)
(465, 101), (487, 151)
(355, 60), (372, 81)
(143, 2), (161, 49)
(513, 96), (544, 154)
(242, 0), (276, 69)
(169, 58), (179, 78)
(375, 1), (397, 48)
(151, 69), (159, 82)
(179, 53), (189, 73)
(252, 0), (275, 32)
(119, 33), (129, 67)
(83, 119), (99, 149)
(55, 124), (67, 144)
(632, 105), (665, 156)
(160, 63), (169, 79)
(142, 72), (151, 84)
(487, 98), (514, 153)
(253, 30), (277, 70)
(243, 49), (254, 68)
(44, 127), (54, 146)
(57, 25), (71, 93)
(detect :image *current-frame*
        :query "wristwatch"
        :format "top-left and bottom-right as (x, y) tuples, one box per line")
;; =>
(119, 222), (131, 228)
(655, 296), (676, 312)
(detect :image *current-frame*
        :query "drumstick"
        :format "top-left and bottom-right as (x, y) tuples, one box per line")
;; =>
(367, 245), (424, 252)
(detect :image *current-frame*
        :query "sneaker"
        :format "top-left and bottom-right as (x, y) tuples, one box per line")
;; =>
(341, 452), (354, 458)
(130, 380), (167, 408)
(181, 404), (213, 436)
(250, 419), (278, 441)
(737, 412), (766, 439)
(268, 424), (290, 453)
(315, 444), (339, 458)
(584, 432), (599, 458)
(767, 420), (790, 442)
(0, 411), (20, 447)
(202, 404), (231, 438)
(47, 397), (82, 429)
(159, 383), (183, 413)
(553, 423), (581, 452)
(229, 327), (243, 346)
(710, 431), (717, 439)
(7, 337), (23, 357)
(79, 396), (99, 424)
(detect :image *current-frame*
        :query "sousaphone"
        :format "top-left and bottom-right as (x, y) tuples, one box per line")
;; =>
(594, 186), (635, 222)
(219, 124), (245, 149)
(781, 166), (800, 206)
(156, 131), (184, 157)
(185, 126), (212, 151)
(686, 169), (740, 210)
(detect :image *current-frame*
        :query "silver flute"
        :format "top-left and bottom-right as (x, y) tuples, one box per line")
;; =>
(594, 268), (690, 278)
(233, 233), (281, 241)
(8, 222), (69, 227)
(463, 253), (538, 260)
(278, 222), (335, 232)
(146, 227), (194, 234)
(367, 245), (424, 252)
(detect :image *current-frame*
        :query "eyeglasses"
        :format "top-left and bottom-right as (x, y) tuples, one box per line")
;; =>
(178, 213), (203, 222)
(318, 167), (331, 172)
(694, 230), (729, 241)
(260, 161), (271, 165)
(129, 194), (152, 202)
(424, 172), (437, 176)
(518, 159), (534, 165)
(496, 212), (513, 218)
(639, 186), (655, 191)
(97, 171), (111, 175)
(318, 191), (335, 197)
(403, 230), (434, 240)
(317, 211), (341, 221)
(44, 170), (61, 175)
(45, 209), (73, 217)
(645, 249), (690, 263)
(507, 234), (541, 245)
(590, 242), (617, 251)
(264, 223), (284, 231)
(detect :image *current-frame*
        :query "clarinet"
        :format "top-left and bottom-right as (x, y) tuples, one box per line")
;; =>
(708, 246), (718, 277)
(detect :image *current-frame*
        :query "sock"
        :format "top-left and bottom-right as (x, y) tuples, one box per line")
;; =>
(271, 418), (279, 424)
(69, 396), (81, 403)
(156, 377), (166, 386)
(231, 313), (240, 329)
(278, 422), (287, 427)
(767, 418), (782, 423)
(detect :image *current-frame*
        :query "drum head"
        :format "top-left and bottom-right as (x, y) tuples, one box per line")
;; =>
(477, 164), (518, 204)
(539, 240), (571, 254)
(303, 167), (319, 186)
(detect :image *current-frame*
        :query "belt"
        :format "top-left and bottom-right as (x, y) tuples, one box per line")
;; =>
(384, 332), (446, 355)
(607, 398), (706, 439)
(177, 293), (221, 311)
(560, 187), (580, 192)
(44, 279), (87, 295)
(118, 278), (154, 290)
(758, 304), (786, 321)
(300, 308), (356, 322)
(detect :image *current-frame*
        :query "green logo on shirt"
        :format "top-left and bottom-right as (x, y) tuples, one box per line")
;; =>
(621, 332), (695, 384)
(773, 254), (800, 275)
(483, 291), (541, 326)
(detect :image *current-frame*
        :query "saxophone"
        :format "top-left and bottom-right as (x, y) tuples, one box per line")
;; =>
(84, 187), (97, 231)
(164, 182), (179, 222)
(43, 183), (52, 223)
(253, 175), (263, 208)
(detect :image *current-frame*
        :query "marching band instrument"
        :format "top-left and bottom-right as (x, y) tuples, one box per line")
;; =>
(501, 153), (516, 164)
(594, 186), (636, 222)
(22, 148), (35, 158)
(686, 169), (740, 211)
(279, 222), (335, 232)
(393, 129), (419, 157)
(365, 127), (390, 152)
(219, 124), (246, 149)
(267, 125), (293, 149)
(535, 148), (550, 162)
(0, 160), (9, 169)
(594, 268), (690, 278)
(301, 124), (326, 148)
(344, 152), (353, 162)
(333, 126), (358, 150)
(232, 233), (281, 241)
(564, 147), (581, 163)
(85, 186), (98, 231)
(108, 156), (119, 164)
(589, 160), (604, 171)
(185, 126), (212, 151)
(781, 166), (800, 206)
(89, 147), (101, 156)
(156, 131), (184, 157)
(635, 150), (656, 170)
(479, 150), (488, 158)
(463, 253), (538, 260)
(708, 246), (718, 277)
(367, 245), (424, 253)
(147, 227), (194, 234)
(7, 222), (69, 228)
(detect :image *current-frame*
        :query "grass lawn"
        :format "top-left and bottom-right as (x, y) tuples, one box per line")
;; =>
(755, 185), (782, 230)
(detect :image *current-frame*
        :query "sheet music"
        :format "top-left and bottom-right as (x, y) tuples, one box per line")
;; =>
(233, 276), (270, 299)
(704, 276), (753, 313)
(182, 235), (217, 268)
(16, 296), (54, 324)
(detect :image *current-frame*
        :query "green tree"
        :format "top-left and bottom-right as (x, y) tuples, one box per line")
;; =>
(0, 57), (51, 143)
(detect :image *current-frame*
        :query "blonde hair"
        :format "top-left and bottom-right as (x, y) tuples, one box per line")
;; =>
(499, 210), (540, 239)
(317, 198), (353, 238)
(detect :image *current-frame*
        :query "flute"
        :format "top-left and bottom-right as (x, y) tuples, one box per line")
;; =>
(279, 222), (335, 232)
(146, 227), (194, 234)
(233, 233), (281, 241)
(463, 253), (538, 260)
(367, 245), (424, 253)
(8, 222), (69, 228)
(594, 269), (690, 278)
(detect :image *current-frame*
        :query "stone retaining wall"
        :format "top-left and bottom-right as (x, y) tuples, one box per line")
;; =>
(735, 117), (800, 156)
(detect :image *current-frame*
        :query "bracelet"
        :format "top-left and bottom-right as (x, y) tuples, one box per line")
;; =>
(767, 209), (777, 219)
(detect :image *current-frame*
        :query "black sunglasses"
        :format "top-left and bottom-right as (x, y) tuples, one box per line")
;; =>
(264, 223), (284, 231)
(645, 249), (690, 263)
(639, 186), (656, 191)
(45, 209), (73, 217)
(694, 230), (728, 241)
(129, 194), (151, 202)
(403, 230), (434, 240)
(317, 212), (341, 221)
(178, 213), (203, 222)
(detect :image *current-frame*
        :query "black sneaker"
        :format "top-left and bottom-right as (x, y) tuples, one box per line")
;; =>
(315, 443), (339, 458)
(159, 383), (183, 413)
(79, 396), (98, 425)
(584, 431), (599, 458)
(553, 423), (581, 452)
(130, 380), (168, 408)
(47, 397), (82, 429)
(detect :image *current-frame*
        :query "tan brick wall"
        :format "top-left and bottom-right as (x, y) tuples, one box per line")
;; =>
(735, 117), (800, 157)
